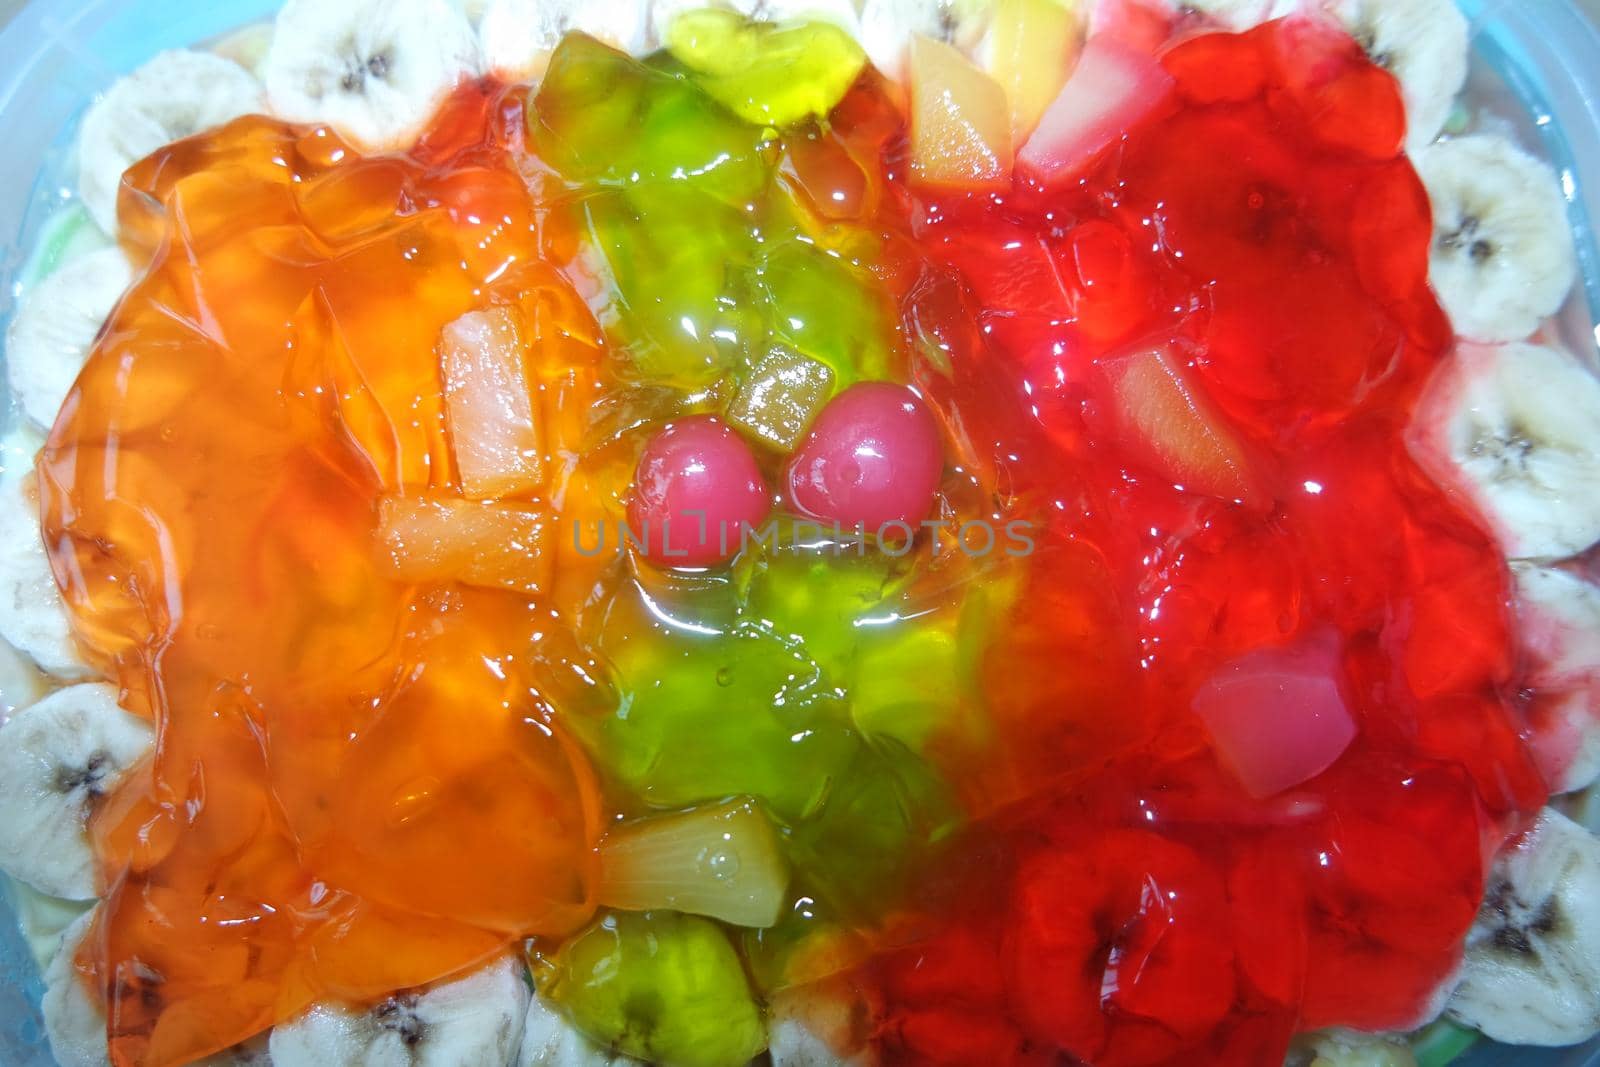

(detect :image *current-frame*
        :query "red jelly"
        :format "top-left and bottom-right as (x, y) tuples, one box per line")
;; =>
(850, 19), (1545, 1066)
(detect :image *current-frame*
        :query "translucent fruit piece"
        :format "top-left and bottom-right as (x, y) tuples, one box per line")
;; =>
(909, 34), (1014, 191)
(726, 344), (837, 450)
(531, 32), (771, 206)
(1190, 630), (1358, 799)
(543, 911), (768, 1067)
(598, 797), (790, 927)
(980, 0), (1087, 143)
(1017, 35), (1174, 183)
(376, 495), (553, 595)
(440, 307), (545, 500)
(667, 9), (868, 128)
(1100, 345), (1264, 507)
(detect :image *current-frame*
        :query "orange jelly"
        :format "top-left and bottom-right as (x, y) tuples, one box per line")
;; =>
(39, 86), (611, 1065)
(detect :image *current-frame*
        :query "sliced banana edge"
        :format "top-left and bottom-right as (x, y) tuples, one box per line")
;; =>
(5, 245), (133, 431)
(768, 982), (878, 1067)
(0, 683), (152, 901)
(77, 49), (263, 235)
(1294, 1028), (1418, 1067)
(211, 22), (277, 80)
(269, 952), (531, 1067)
(1513, 563), (1600, 795)
(1176, 0), (1292, 32)
(194, 1032), (275, 1067)
(1416, 133), (1578, 344)
(1447, 808), (1600, 1046)
(0, 430), (93, 680)
(263, 0), (484, 153)
(1318, 0), (1467, 155)
(42, 906), (276, 1066)
(7, 876), (93, 974)
(517, 991), (633, 1066)
(0, 636), (51, 724)
(1407, 340), (1600, 563)
(43, 908), (280, 1062)
(43, 909), (110, 1067)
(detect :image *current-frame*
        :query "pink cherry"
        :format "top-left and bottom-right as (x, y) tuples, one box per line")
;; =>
(787, 383), (944, 532)
(629, 416), (771, 567)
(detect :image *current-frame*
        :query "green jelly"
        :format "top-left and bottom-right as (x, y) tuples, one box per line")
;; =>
(576, 544), (988, 935)
(737, 537), (1003, 750)
(531, 32), (772, 206)
(787, 739), (959, 917)
(757, 239), (895, 385)
(581, 569), (860, 821)
(667, 9), (868, 128)
(1410, 1020), (1480, 1067)
(578, 184), (758, 388)
(536, 33), (903, 398)
(544, 911), (767, 1067)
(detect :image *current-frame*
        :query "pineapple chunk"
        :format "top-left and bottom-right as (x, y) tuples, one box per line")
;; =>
(439, 307), (544, 501)
(377, 494), (552, 595)
(909, 34), (1014, 191)
(981, 0), (1086, 143)
(1102, 346), (1264, 507)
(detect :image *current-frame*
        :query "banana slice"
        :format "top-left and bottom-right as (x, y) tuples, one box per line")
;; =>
(1299, 1029), (1418, 1067)
(480, 0), (649, 80)
(195, 1034), (274, 1066)
(43, 907), (273, 1066)
(0, 637), (50, 723)
(768, 983), (876, 1067)
(212, 22), (277, 78)
(0, 431), (92, 680)
(43, 910), (109, 1067)
(650, 0), (752, 48)
(857, 0), (990, 82)
(0, 684), (153, 900)
(1179, 0), (1297, 31)
(1407, 341), (1600, 562)
(1317, 0), (1467, 155)
(1447, 809), (1600, 1045)
(8, 877), (93, 972)
(756, 0), (864, 33)
(770, 1024), (859, 1067)
(269, 953), (531, 1066)
(517, 993), (629, 1066)
(5, 247), (133, 431)
(263, 0), (483, 153)
(43, 915), (108, 1067)
(1415, 134), (1578, 343)
(77, 50), (263, 235)
(1513, 563), (1600, 794)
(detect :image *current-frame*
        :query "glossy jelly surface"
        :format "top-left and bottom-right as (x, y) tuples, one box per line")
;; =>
(33, 17), (1548, 1067)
